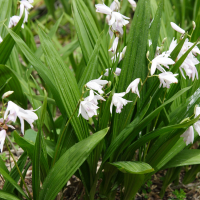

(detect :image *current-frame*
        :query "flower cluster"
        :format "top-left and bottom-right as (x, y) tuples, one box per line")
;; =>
(78, 75), (141, 119)
(0, 91), (38, 152)
(8, 0), (34, 29)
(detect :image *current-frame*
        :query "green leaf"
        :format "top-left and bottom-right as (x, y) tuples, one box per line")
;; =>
(32, 90), (47, 200)
(72, 0), (109, 71)
(164, 150), (200, 169)
(0, 17), (24, 64)
(39, 128), (109, 200)
(0, 0), (12, 37)
(0, 65), (27, 107)
(0, 168), (29, 199)
(78, 32), (102, 90)
(38, 27), (89, 141)
(0, 191), (21, 200)
(3, 152), (27, 193)
(111, 161), (154, 174)
(112, 0), (150, 137)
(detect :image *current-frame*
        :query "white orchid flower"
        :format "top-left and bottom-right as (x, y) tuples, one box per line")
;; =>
(4, 101), (39, 135)
(109, 37), (119, 53)
(86, 76), (108, 94)
(170, 22), (185, 34)
(108, 12), (129, 27)
(84, 90), (106, 106)
(193, 106), (200, 136)
(158, 72), (178, 88)
(8, 16), (24, 28)
(126, 78), (140, 97)
(0, 130), (6, 152)
(151, 53), (175, 75)
(78, 100), (99, 120)
(128, 0), (136, 11)
(110, 92), (132, 114)
(104, 68), (121, 76)
(20, 0), (33, 23)
(180, 126), (194, 145)
(111, 46), (127, 63)
(95, 4), (112, 15)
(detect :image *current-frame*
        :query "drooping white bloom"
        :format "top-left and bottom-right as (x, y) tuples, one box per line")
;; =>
(0, 130), (6, 152)
(180, 126), (194, 145)
(111, 46), (127, 62)
(109, 37), (119, 53)
(193, 106), (200, 136)
(20, 0), (33, 23)
(84, 90), (105, 106)
(108, 12), (130, 27)
(128, 0), (137, 11)
(151, 53), (175, 75)
(78, 100), (99, 120)
(110, 0), (120, 11)
(2, 91), (14, 99)
(0, 36), (3, 43)
(104, 68), (121, 76)
(170, 22), (185, 34)
(126, 78), (140, 97)
(4, 101), (38, 135)
(158, 72), (178, 88)
(86, 76), (108, 94)
(8, 16), (23, 28)
(110, 92), (132, 114)
(95, 4), (112, 15)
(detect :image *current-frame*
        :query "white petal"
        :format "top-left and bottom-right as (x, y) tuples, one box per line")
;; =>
(170, 22), (185, 34)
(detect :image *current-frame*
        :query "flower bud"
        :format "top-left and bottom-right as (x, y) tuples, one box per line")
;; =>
(2, 91), (14, 99)
(162, 37), (167, 44)
(146, 51), (149, 59)
(192, 21), (196, 30)
(107, 81), (112, 88)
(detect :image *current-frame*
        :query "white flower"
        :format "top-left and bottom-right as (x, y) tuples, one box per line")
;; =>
(0, 36), (3, 43)
(0, 130), (6, 152)
(180, 126), (194, 145)
(109, 37), (119, 53)
(128, 0), (136, 11)
(110, 92), (132, 114)
(108, 12), (129, 27)
(20, 0), (33, 23)
(78, 100), (99, 120)
(95, 4), (112, 15)
(126, 78), (140, 97)
(84, 90), (106, 106)
(104, 68), (121, 76)
(110, 0), (120, 11)
(193, 106), (200, 136)
(4, 101), (38, 135)
(86, 76), (108, 94)
(111, 46), (127, 63)
(151, 53), (175, 75)
(2, 91), (14, 99)
(158, 72), (178, 88)
(8, 16), (24, 28)
(170, 22), (185, 34)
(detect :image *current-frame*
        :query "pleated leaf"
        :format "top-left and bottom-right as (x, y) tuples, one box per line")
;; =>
(39, 128), (109, 200)
(111, 161), (154, 174)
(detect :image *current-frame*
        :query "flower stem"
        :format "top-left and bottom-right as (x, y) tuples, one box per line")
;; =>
(5, 139), (32, 200)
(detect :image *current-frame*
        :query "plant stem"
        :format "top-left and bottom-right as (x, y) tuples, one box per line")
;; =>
(5, 140), (32, 200)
